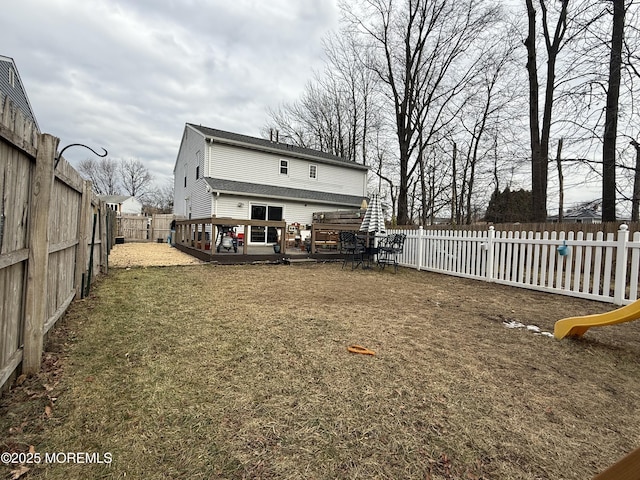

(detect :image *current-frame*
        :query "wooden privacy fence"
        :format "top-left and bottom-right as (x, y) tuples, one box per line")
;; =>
(0, 93), (112, 392)
(117, 214), (148, 240)
(150, 213), (174, 242)
(387, 225), (640, 305)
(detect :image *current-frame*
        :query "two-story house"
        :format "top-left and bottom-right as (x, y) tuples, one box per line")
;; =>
(0, 55), (40, 131)
(173, 123), (368, 245)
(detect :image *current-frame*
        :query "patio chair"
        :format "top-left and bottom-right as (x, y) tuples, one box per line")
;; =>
(339, 231), (366, 270)
(377, 233), (406, 273)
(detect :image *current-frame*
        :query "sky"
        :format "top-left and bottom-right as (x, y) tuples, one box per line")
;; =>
(1, 0), (339, 187)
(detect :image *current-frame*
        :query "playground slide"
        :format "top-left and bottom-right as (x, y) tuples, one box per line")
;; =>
(554, 298), (640, 339)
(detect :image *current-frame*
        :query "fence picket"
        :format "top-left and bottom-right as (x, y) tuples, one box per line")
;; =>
(593, 232), (604, 296)
(603, 233), (614, 297)
(629, 232), (640, 301)
(582, 233), (593, 294)
(572, 232), (583, 292)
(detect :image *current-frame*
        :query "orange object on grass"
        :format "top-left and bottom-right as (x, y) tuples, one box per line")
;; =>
(347, 345), (375, 355)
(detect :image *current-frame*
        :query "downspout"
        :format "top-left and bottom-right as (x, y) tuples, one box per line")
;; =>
(212, 191), (219, 217)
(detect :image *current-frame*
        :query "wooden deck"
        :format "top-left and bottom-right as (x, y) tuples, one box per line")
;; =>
(174, 243), (344, 264)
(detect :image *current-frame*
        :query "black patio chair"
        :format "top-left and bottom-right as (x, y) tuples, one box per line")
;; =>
(339, 231), (366, 270)
(377, 233), (407, 273)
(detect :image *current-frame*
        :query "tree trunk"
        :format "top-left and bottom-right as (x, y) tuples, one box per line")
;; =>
(451, 142), (458, 225)
(525, 0), (543, 222)
(525, 0), (569, 222)
(631, 140), (640, 222)
(556, 138), (564, 222)
(602, 0), (625, 222)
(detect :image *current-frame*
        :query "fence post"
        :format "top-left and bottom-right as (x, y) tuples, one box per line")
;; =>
(614, 224), (629, 305)
(99, 203), (107, 274)
(486, 226), (495, 282)
(75, 181), (92, 297)
(416, 226), (424, 271)
(23, 134), (59, 374)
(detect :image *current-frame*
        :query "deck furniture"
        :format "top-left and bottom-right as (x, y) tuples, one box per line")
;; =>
(339, 231), (366, 270)
(377, 233), (406, 273)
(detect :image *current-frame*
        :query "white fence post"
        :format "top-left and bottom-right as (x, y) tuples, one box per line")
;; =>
(614, 224), (629, 305)
(486, 226), (495, 281)
(416, 226), (424, 271)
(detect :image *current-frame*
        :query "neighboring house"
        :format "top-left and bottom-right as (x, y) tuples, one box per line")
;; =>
(0, 55), (40, 131)
(173, 123), (368, 244)
(549, 208), (602, 224)
(100, 195), (143, 216)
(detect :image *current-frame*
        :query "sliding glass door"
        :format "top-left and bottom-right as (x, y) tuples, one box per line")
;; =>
(250, 204), (283, 244)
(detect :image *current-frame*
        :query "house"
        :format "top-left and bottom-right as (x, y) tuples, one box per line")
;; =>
(549, 207), (602, 224)
(173, 124), (368, 245)
(99, 195), (143, 216)
(0, 55), (40, 131)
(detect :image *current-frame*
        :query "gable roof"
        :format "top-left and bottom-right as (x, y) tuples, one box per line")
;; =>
(187, 123), (368, 171)
(0, 55), (40, 131)
(204, 177), (365, 207)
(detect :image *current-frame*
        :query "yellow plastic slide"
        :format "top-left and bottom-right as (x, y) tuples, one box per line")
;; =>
(554, 298), (640, 339)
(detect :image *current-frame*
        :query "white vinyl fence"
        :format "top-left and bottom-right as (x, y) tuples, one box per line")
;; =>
(387, 225), (640, 305)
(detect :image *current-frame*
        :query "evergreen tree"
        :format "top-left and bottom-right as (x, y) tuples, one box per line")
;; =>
(484, 188), (534, 223)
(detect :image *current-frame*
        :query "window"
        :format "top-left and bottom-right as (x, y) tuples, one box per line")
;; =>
(280, 159), (288, 175)
(184, 176), (187, 188)
(309, 164), (317, 179)
(8, 68), (15, 88)
(196, 165), (200, 179)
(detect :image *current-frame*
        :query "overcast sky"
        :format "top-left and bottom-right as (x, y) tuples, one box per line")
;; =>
(2, 0), (339, 186)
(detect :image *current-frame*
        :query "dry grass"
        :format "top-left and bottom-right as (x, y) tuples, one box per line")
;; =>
(2, 263), (640, 479)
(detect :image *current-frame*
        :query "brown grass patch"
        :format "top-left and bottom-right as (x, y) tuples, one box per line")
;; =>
(1, 264), (639, 479)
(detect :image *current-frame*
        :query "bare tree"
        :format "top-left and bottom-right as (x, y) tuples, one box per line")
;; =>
(78, 157), (120, 195)
(145, 180), (174, 214)
(452, 27), (523, 224)
(119, 158), (153, 200)
(524, 0), (570, 222)
(344, 0), (500, 225)
(264, 32), (380, 167)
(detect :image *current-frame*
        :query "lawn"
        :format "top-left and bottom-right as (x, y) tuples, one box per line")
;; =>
(1, 262), (640, 479)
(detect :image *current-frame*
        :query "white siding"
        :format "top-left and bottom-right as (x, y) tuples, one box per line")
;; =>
(214, 195), (348, 227)
(174, 127), (207, 217)
(209, 143), (366, 197)
(121, 197), (143, 214)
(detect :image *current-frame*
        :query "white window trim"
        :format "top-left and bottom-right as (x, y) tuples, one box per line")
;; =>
(8, 68), (15, 88)
(309, 164), (317, 180)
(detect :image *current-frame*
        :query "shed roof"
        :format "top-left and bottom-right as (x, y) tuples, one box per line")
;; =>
(187, 123), (368, 171)
(204, 177), (366, 207)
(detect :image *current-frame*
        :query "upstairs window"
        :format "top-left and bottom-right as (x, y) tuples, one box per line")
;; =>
(280, 159), (288, 175)
(309, 164), (317, 180)
(8, 68), (15, 88)
(184, 176), (187, 188)
(196, 165), (200, 179)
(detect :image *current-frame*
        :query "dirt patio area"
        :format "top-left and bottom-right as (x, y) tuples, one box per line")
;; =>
(108, 242), (204, 267)
(1, 257), (639, 479)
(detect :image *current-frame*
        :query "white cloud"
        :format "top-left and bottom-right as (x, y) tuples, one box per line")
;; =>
(1, 0), (338, 184)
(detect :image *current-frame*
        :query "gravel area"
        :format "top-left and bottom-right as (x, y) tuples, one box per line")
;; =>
(108, 242), (203, 267)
